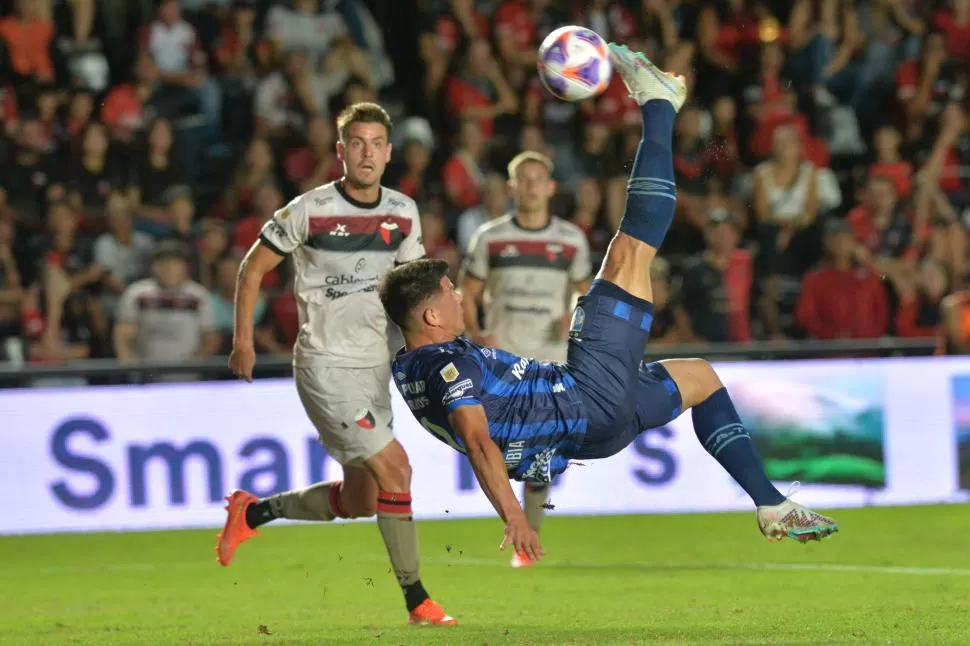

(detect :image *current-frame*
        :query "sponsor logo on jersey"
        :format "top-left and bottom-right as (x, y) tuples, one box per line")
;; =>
(394, 371), (407, 382)
(379, 220), (399, 245)
(409, 396), (429, 410)
(388, 197), (407, 208)
(552, 383), (566, 393)
(499, 244), (519, 257)
(511, 357), (530, 380)
(439, 362), (460, 383)
(569, 306), (585, 338)
(546, 243), (562, 263)
(324, 274), (373, 286)
(266, 220), (287, 239)
(280, 207), (291, 220)
(400, 380), (425, 395)
(330, 223), (350, 237)
(522, 448), (556, 483)
(313, 196), (333, 207)
(442, 378), (474, 405)
(479, 347), (493, 359)
(354, 408), (376, 430)
(504, 440), (526, 469)
(355, 257), (367, 273)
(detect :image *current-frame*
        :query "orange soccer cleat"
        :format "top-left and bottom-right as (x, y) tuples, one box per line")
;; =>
(511, 550), (536, 569)
(407, 599), (458, 626)
(215, 489), (260, 566)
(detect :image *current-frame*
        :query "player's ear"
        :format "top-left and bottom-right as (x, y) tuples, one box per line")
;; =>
(385, 143), (393, 163)
(506, 179), (515, 199)
(422, 305), (438, 328)
(336, 140), (345, 162)
(547, 178), (557, 196)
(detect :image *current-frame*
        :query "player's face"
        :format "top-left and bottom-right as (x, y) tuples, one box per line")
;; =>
(337, 122), (392, 189)
(432, 276), (464, 337)
(510, 162), (555, 214)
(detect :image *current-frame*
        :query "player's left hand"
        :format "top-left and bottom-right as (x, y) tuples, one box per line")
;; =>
(500, 516), (544, 562)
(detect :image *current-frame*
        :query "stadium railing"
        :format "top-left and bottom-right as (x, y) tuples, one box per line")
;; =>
(0, 338), (939, 386)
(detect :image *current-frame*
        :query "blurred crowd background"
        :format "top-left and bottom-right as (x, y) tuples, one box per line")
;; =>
(2, 0), (970, 379)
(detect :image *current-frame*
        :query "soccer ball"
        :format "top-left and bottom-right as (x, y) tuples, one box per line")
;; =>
(537, 26), (613, 102)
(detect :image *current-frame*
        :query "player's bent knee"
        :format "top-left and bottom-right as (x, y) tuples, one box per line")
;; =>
(659, 358), (723, 410)
(364, 440), (413, 493)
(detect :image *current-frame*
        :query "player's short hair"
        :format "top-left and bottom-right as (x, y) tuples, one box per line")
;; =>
(335, 102), (393, 143)
(379, 259), (450, 331)
(507, 150), (554, 180)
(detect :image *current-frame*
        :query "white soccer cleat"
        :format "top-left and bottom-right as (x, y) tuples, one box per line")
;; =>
(756, 485), (839, 543)
(607, 43), (687, 112)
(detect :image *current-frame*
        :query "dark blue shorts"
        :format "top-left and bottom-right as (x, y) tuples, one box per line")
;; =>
(565, 282), (683, 460)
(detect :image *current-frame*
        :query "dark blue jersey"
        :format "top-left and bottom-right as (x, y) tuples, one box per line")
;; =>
(392, 337), (588, 482)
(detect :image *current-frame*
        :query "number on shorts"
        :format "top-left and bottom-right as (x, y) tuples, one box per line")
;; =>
(420, 417), (466, 454)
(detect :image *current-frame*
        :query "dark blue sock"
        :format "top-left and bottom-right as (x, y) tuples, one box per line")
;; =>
(692, 388), (785, 507)
(619, 100), (677, 249)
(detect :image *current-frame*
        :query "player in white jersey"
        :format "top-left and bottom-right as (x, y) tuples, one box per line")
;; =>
(217, 103), (456, 626)
(460, 151), (591, 568)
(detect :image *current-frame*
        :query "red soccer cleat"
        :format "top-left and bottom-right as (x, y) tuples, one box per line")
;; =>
(215, 490), (260, 566)
(407, 599), (458, 626)
(511, 550), (536, 569)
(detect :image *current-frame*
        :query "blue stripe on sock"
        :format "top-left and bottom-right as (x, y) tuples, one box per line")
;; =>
(613, 301), (632, 320)
(627, 190), (677, 201)
(628, 177), (676, 188)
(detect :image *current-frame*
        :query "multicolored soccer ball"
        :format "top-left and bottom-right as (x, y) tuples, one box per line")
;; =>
(537, 26), (612, 102)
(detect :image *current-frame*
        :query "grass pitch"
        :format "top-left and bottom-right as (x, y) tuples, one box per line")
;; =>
(1, 505), (969, 645)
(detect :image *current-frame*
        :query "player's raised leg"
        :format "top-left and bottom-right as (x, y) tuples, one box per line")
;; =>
(512, 483), (551, 568)
(592, 44), (687, 303)
(624, 358), (839, 542)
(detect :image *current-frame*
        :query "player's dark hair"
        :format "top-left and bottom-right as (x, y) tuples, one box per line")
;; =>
(335, 102), (393, 143)
(379, 259), (450, 331)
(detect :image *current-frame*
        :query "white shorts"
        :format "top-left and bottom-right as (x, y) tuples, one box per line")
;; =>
(295, 364), (394, 466)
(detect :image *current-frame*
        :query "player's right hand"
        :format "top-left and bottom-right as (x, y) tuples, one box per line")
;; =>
(500, 516), (544, 563)
(229, 345), (256, 383)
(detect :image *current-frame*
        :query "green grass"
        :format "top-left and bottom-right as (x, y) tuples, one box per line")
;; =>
(2, 505), (970, 644)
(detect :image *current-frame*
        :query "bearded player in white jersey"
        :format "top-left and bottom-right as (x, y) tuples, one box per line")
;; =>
(460, 150), (592, 568)
(218, 103), (456, 626)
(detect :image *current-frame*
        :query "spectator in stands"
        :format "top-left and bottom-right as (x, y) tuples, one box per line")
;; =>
(163, 185), (196, 244)
(283, 116), (341, 195)
(140, 0), (220, 138)
(113, 240), (219, 364)
(869, 124), (914, 199)
(22, 260), (94, 364)
(896, 258), (947, 339)
(796, 219), (889, 341)
(0, 218), (23, 357)
(4, 118), (61, 218)
(455, 172), (507, 254)
(753, 125), (825, 279)
(129, 119), (188, 222)
(933, 0), (970, 63)
(232, 180), (282, 257)
(195, 219), (229, 293)
(255, 50), (325, 139)
(395, 135), (434, 204)
(672, 104), (711, 238)
(94, 192), (155, 323)
(680, 208), (753, 343)
(420, 207), (461, 283)
(442, 118), (487, 215)
(897, 32), (958, 121)
(847, 175), (918, 286)
(941, 289), (970, 354)
(444, 38), (519, 138)
(266, 0), (347, 68)
(210, 254), (264, 354)
(223, 137), (276, 217)
(65, 122), (124, 224)
(63, 91), (95, 149)
(646, 256), (692, 346)
(568, 175), (610, 266)
(0, 0), (55, 86)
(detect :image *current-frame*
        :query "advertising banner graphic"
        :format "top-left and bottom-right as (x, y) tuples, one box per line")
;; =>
(1, 357), (967, 535)
(730, 374), (886, 487)
(951, 376), (970, 490)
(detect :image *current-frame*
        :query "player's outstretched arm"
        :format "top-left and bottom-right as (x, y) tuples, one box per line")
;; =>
(230, 242), (285, 382)
(449, 405), (544, 562)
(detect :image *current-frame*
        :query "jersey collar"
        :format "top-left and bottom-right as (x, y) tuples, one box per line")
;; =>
(336, 179), (382, 209)
(511, 212), (552, 232)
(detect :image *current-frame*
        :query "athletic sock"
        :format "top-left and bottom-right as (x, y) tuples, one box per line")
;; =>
(692, 388), (786, 507)
(245, 480), (347, 529)
(376, 490), (427, 612)
(523, 483), (550, 533)
(618, 100), (678, 249)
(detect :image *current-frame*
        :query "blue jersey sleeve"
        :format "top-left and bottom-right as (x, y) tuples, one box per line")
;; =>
(429, 356), (484, 412)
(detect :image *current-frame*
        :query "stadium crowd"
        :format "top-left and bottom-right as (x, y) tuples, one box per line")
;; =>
(1, 0), (969, 374)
